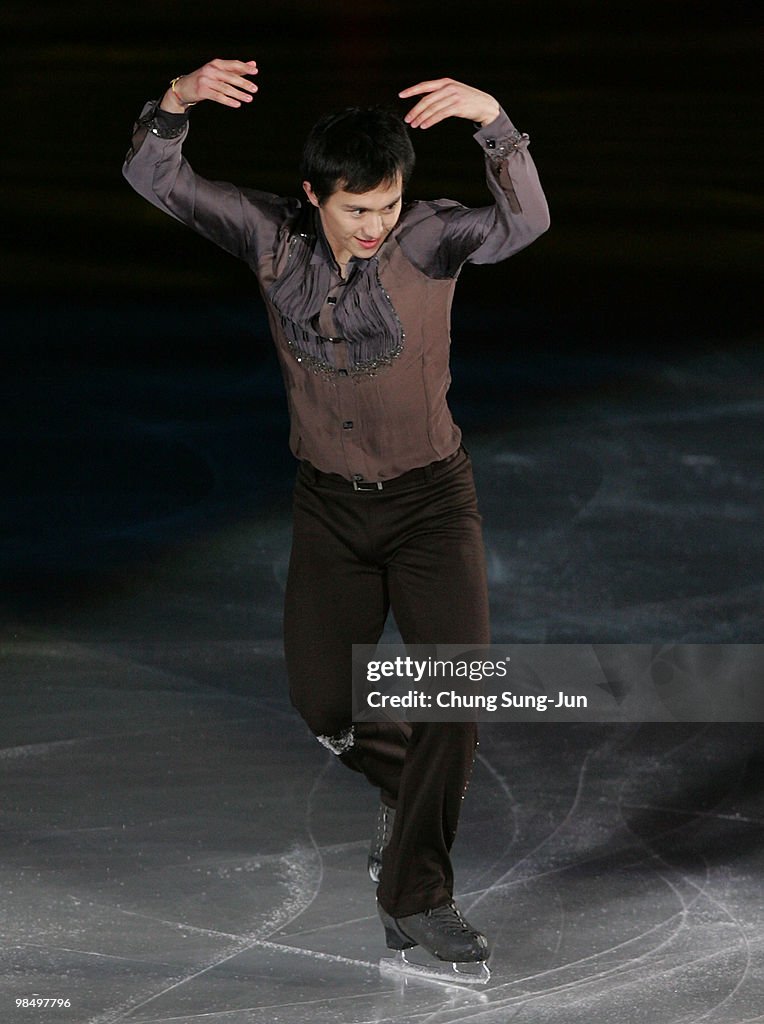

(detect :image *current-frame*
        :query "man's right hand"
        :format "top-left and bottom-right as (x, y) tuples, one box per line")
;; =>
(159, 59), (259, 114)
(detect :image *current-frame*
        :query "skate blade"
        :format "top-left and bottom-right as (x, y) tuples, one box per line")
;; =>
(379, 949), (491, 988)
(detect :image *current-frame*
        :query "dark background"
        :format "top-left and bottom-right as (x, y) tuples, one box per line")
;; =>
(3, 1), (759, 327)
(1, 0), (761, 630)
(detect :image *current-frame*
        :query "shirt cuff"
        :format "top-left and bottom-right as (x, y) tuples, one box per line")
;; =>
(473, 108), (529, 161)
(137, 100), (189, 140)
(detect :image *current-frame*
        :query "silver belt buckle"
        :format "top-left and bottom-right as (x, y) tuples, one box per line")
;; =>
(353, 479), (383, 492)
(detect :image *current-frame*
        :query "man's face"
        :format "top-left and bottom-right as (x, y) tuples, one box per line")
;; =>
(303, 174), (403, 269)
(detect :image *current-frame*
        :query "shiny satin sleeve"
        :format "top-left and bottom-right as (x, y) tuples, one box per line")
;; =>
(122, 100), (290, 268)
(396, 107), (551, 277)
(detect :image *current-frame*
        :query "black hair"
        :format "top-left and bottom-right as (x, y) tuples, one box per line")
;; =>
(300, 105), (415, 203)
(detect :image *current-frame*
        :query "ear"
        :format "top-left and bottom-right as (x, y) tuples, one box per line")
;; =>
(302, 181), (321, 207)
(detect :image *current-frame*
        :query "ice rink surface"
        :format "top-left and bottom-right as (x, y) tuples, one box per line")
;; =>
(2, 321), (763, 1023)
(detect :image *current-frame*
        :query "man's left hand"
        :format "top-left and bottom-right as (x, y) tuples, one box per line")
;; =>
(398, 78), (500, 129)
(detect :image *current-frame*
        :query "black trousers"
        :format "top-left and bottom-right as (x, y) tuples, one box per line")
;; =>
(284, 446), (490, 917)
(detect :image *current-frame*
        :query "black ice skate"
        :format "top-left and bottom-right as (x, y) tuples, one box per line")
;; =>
(368, 803), (395, 882)
(377, 900), (491, 986)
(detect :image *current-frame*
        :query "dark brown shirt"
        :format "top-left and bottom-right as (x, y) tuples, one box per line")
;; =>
(123, 101), (550, 482)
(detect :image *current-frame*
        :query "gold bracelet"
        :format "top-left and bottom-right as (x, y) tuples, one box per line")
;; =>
(170, 76), (197, 108)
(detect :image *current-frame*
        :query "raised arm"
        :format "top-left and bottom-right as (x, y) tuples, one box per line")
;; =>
(398, 78), (550, 268)
(122, 58), (286, 264)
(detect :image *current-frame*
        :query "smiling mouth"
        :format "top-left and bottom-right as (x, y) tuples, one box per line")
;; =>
(356, 237), (380, 249)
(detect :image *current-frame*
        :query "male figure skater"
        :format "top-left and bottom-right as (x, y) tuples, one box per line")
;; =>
(123, 57), (549, 974)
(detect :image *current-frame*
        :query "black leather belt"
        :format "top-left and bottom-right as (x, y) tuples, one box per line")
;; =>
(299, 446), (464, 493)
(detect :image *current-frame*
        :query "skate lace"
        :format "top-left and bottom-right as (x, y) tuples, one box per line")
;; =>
(373, 806), (394, 848)
(426, 902), (472, 935)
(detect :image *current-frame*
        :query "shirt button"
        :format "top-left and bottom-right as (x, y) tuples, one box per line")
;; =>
(337, 368), (348, 377)
(343, 420), (354, 429)
(352, 473), (364, 482)
(486, 138), (496, 149)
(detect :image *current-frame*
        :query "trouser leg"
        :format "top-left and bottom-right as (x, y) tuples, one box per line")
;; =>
(284, 470), (409, 805)
(375, 722), (479, 916)
(376, 450), (490, 917)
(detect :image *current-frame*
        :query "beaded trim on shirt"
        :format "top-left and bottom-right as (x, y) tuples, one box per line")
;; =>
(266, 230), (405, 380)
(136, 102), (186, 140)
(282, 328), (404, 381)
